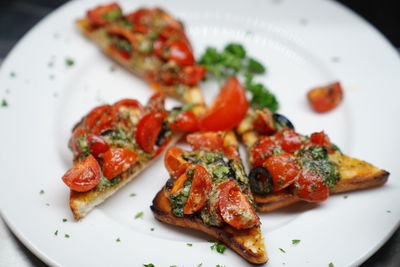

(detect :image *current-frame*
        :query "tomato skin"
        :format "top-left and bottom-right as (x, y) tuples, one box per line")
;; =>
(178, 65), (206, 86)
(86, 134), (109, 158)
(183, 165), (212, 214)
(218, 180), (259, 229)
(253, 108), (276, 135)
(113, 99), (143, 112)
(70, 127), (87, 156)
(167, 40), (195, 66)
(170, 110), (198, 132)
(62, 155), (101, 192)
(136, 111), (168, 153)
(87, 2), (121, 27)
(291, 170), (329, 202)
(146, 91), (167, 113)
(186, 132), (224, 152)
(275, 128), (302, 153)
(198, 77), (249, 131)
(250, 136), (278, 167)
(83, 105), (111, 130)
(164, 147), (187, 176)
(307, 81), (343, 113)
(263, 153), (301, 192)
(91, 112), (115, 136)
(126, 8), (153, 25)
(223, 145), (240, 161)
(102, 148), (139, 179)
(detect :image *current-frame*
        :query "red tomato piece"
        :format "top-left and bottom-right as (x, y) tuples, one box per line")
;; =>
(102, 148), (139, 179)
(253, 108), (276, 135)
(275, 128), (302, 153)
(153, 38), (165, 58)
(291, 170), (329, 202)
(310, 131), (331, 147)
(250, 136), (278, 167)
(159, 25), (189, 45)
(218, 180), (259, 229)
(263, 153), (301, 192)
(164, 147), (187, 176)
(69, 127), (87, 156)
(186, 132), (224, 152)
(107, 25), (137, 48)
(146, 91), (167, 113)
(126, 8), (153, 25)
(91, 112), (115, 136)
(167, 40), (195, 66)
(198, 77), (249, 131)
(170, 110), (198, 132)
(170, 172), (189, 195)
(86, 134), (109, 158)
(184, 165), (213, 214)
(178, 65), (206, 86)
(83, 105), (111, 130)
(223, 145), (240, 161)
(62, 155), (101, 192)
(87, 2), (121, 27)
(113, 99), (143, 112)
(136, 111), (168, 153)
(307, 81), (343, 113)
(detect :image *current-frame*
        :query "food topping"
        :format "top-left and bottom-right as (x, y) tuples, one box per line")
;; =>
(307, 81), (343, 113)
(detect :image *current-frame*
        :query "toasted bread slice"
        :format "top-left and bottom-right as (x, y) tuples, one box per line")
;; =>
(151, 187), (268, 264)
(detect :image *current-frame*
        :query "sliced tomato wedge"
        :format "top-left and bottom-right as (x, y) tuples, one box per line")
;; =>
(86, 134), (109, 158)
(253, 108), (276, 135)
(291, 170), (329, 202)
(83, 105), (111, 130)
(107, 24), (138, 48)
(198, 77), (249, 131)
(275, 128), (302, 153)
(126, 8), (153, 25)
(87, 2), (121, 27)
(170, 110), (198, 132)
(146, 91), (167, 113)
(223, 145), (240, 161)
(218, 180), (259, 229)
(263, 153), (301, 192)
(169, 172), (189, 195)
(250, 136), (279, 167)
(307, 81), (343, 113)
(62, 155), (101, 192)
(164, 147), (187, 177)
(102, 148), (139, 179)
(178, 65), (206, 86)
(91, 111), (116, 135)
(186, 132), (224, 152)
(166, 40), (195, 66)
(136, 111), (168, 153)
(113, 99), (143, 112)
(159, 25), (189, 44)
(183, 165), (213, 214)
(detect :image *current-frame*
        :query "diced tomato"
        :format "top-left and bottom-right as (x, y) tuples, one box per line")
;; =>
(253, 108), (276, 135)
(83, 105), (111, 130)
(186, 132), (224, 152)
(170, 172), (189, 195)
(132, 24), (149, 34)
(86, 134), (109, 158)
(102, 148), (139, 179)
(178, 65), (206, 86)
(263, 153), (301, 192)
(113, 99), (143, 112)
(250, 136), (278, 167)
(310, 131), (330, 147)
(62, 155), (101, 192)
(275, 128), (302, 153)
(164, 147), (187, 176)
(152, 38), (165, 58)
(307, 81), (343, 113)
(126, 8), (153, 25)
(146, 91), (167, 113)
(107, 25), (138, 48)
(223, 145), (240, 161)
(170, 110), (198, 132)
(218, 180), (259, 229)
(184, 165), (212, 214)
(159, 25), (189, 45)
(158, 70), (175, 86)
(91, 112), (116, 136)
(136, 111), (168, 153)
(69, 127), (87, 156)
(166, 40), (195, 66)
(87, 2), (121, 27)
(291, 170), (329, 202)
(198, 77), (249, 131)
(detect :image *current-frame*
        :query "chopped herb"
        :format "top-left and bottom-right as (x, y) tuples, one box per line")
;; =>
(343, 195), (348, 199)
(245, 74), (279, 112)
(10, 72), (16, 78)
(186, 243), (193, 247)
(292, 239), (301, 245)
(39, 189), (44, 194)
(116, 238), (121, 242)
(62, 218), (67, 222)
(247, 58), (265, 73)
(54, 230), (58, 236)
(64, 234), (70, 238)
(143, 264), (154, 267)
(103, 9), (122, 21)
(210, 241), (226, 253)
(329, 263), (334, 267)
(100, 176), (121, 187)
(224, 43), (246, 59)
(135, 211), (144, 219)
(65, 58), (75, 67)
(110, 65), (117, 72)
(279, 248), (286, 253)
(48, 62), (54, 68)
(197, 264), (202, 267)
(129, 193), (136, 197)
(1, 99), (8, 108)
(150, 228), (155, 231)
(169, 265), (177, 267)
(387, 210), (391, 213)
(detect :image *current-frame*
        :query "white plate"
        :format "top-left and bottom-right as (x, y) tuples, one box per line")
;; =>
(1, 0), (399, 266)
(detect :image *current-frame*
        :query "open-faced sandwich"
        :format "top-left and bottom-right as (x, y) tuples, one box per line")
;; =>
(151, 131), (267, 264)
(62, 92), (199, 220)
(76, 2), (205, 105)
(237, 108), (390, 211)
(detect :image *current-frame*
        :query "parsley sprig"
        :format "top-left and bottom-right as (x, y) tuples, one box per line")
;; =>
(198, 43), (279, 112)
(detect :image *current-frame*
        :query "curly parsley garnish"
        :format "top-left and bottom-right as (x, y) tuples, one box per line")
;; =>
(210, 241), (226, 253)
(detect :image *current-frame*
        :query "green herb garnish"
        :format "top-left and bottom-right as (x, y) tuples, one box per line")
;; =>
(1, 99), (8, 107)
(10, 72), (16, 78)
(245, 73), (278, 112)
(210, 241), (226, 254)
(103, 9), (122, 21)
(186, 243), (193, 247)
(129, 193), (136, 197)
(62, 218), (67, 222)
(64, 234), (70, 238)
(116, 238), (121, 242)
(135, 211), (144, 219)
(150, 228), (155, 231)
(100, 176), (121, 187)
(279, 248), (286, 253)
(39, 189), (44, 194)
(292, 239), (301, 245)
(65, 58), (74, 66)
(143, 264), (154, 267)
(329, 263), (334, 267)
(343, 195), (348, 199)
(54, 230), (58, 236)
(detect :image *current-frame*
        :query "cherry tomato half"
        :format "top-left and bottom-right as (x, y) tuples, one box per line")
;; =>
(275, 128), (302, 153)
(166, 40), (195, 66)
(136, 111), (168, 153)
(253, 108), (276, 135)
(87, 2), (121, 27)
(83, 105), (111, 131)
(250, 136), (278, 167)
(170, 110), (198, 132)
(178, 65), (206, 86)
(263, 153), (301, 192)
(62, 155), (101, 192)
(307, 81), (343, 113)
(146, 91), (167, 113)
(198, 77), (249, 131)
(102, 148), (139, 179)
(186, 132), (224, 152)
(218, 180), (259, 229)
(291, 170), (329, 202)
(184, 165), (212, 214)
(164, 147), (187, 177)
(86, 134), (109, 158)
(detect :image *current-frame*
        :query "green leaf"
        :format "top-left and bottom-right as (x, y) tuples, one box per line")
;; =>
(292, 239), (301, 245)
(210, 241), (226, 253)
(143, 264), (155, 267)
(247, 58), (266, 73)
(224, 43), (246, 59)
(65, 58), (74, 67)
(279, 248), (286, 253)
(135, 211), (144, 219)
(328, 263), (334, 267)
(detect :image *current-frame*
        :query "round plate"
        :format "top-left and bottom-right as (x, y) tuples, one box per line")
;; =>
(1, 0), (399, 266)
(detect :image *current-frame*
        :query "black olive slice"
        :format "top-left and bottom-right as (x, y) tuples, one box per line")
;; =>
(249, 166), (273, 195)
(273, 113), (295, 130)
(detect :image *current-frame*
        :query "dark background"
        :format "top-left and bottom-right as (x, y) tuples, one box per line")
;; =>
(0, 0), (399, 266)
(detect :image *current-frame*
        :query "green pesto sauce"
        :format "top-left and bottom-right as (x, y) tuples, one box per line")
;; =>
(296, 146), (339, 189)
(170, 178), (192, 217)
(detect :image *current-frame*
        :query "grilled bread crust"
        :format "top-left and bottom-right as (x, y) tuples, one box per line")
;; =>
(151, 187), (268, 264)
